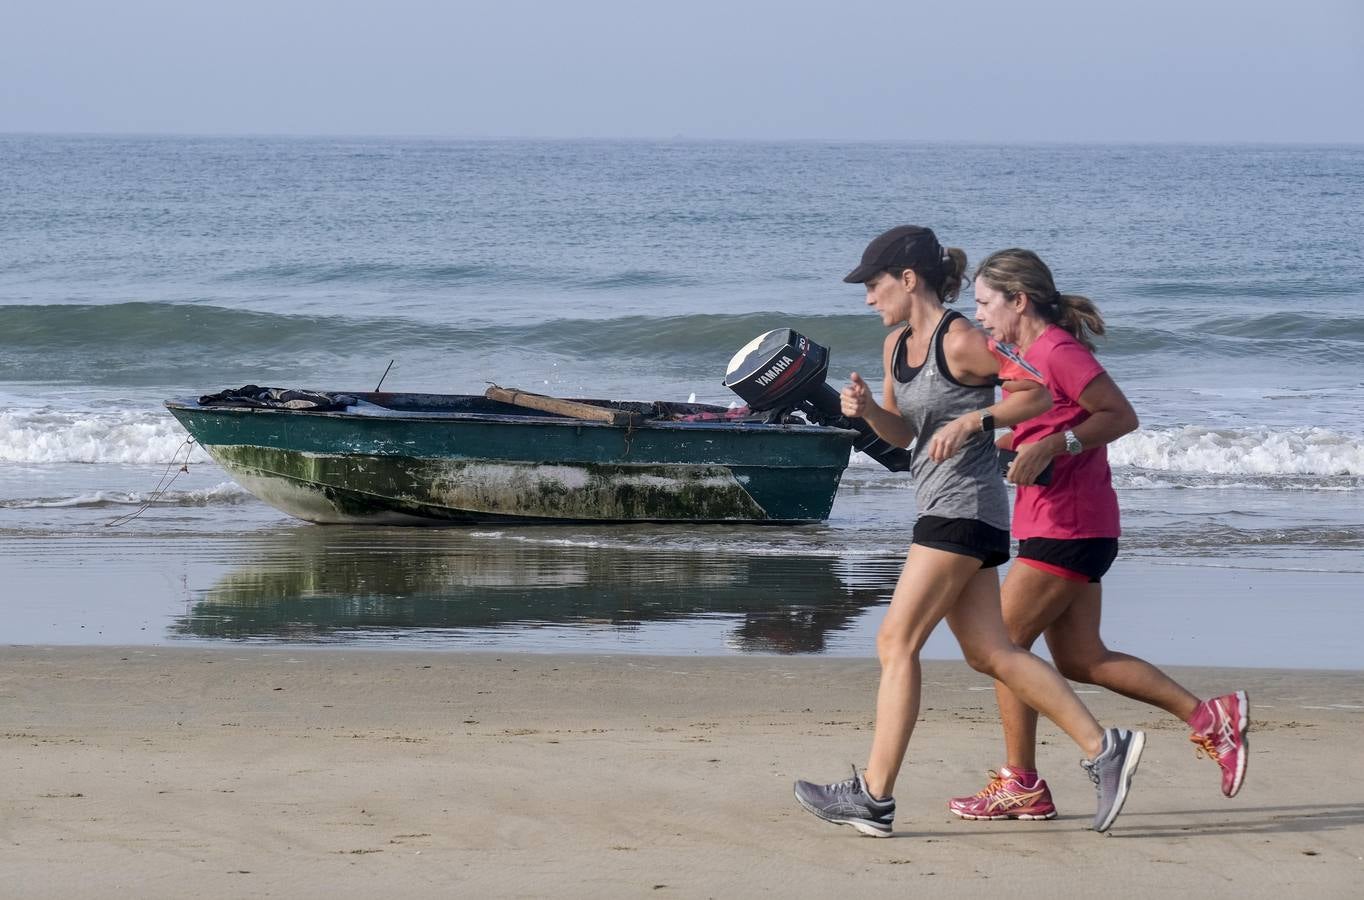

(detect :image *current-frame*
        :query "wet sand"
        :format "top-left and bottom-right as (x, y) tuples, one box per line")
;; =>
(2, 648), (1362, 898)
(6, 525), (1363, 669)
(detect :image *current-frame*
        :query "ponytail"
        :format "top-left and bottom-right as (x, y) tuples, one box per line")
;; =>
(1054, 293), (1105, 351)
(889, 245), (968, 303)
(939, 247), (967, 303)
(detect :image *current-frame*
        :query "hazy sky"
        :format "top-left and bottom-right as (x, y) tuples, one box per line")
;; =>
(3, 0), (1361, 142)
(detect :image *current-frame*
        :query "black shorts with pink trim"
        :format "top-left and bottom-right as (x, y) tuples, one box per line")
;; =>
(1016, 537), (1119, 583)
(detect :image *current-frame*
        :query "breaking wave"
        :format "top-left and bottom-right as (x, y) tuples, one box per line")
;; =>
(1110, 425), (1364, 477)
(0, 408), (200, 464)
(3, 403), (1362, 492)
(849, 424), (1364, 489)
(0, 482), (250, 509)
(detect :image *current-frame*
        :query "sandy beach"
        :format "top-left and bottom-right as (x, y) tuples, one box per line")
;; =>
(2, 648), (1361, 898)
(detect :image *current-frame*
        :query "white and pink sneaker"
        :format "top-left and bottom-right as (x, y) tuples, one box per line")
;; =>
(1188, 690), (1249, 798)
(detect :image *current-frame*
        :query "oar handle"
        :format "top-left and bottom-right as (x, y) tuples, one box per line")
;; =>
(485, 386), (641, 427)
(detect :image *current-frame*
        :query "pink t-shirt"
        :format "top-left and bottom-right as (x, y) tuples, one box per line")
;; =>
(994, 326), (1120, 540)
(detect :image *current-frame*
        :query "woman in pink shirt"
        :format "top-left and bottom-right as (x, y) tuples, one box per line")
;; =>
(949, 248), (1249, 821)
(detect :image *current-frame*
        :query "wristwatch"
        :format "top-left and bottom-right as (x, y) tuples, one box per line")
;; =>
(980, 411), (996, 433)
(1063, 429), (1083, 455)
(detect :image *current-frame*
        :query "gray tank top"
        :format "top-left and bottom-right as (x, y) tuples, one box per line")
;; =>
(892, 311), (1010, 530)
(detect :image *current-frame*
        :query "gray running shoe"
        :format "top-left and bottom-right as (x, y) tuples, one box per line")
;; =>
(1081, 727), (1146, 833)
(793, 766), (895, 837)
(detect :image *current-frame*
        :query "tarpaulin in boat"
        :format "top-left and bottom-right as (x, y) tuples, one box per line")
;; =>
(197, 385), (357, 411)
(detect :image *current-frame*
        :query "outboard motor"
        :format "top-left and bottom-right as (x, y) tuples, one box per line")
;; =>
(724, 329), (913, 472)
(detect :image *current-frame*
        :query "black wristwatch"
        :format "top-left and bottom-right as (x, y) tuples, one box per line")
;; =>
(980, 411), (996, 433)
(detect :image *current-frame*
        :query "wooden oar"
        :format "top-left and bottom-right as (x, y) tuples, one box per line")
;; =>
(485, 385), (642, 427)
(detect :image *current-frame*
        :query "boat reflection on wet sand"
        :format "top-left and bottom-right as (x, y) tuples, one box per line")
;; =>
(172, 529), (896, 653)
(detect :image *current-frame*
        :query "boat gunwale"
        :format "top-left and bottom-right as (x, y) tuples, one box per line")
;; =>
(163, 397), (861, 438)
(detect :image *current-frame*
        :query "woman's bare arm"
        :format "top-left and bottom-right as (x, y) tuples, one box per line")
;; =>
(925, 324), (1052, 462)
(1007, 372), (1138, 485)
(841, 329), (916, 448)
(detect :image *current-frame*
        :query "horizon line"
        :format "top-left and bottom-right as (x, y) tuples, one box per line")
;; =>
(2, 129), (1362, 148)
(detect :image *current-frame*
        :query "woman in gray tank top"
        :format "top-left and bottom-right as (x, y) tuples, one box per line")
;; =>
(793, 226), (1147, 837)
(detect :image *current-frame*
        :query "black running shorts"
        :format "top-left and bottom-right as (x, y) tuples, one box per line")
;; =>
(912, 515), (1011, 569)
(1016, 537), (1120, 583)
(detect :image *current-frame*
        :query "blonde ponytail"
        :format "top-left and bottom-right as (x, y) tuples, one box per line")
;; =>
(1055, 293), (1106, 351)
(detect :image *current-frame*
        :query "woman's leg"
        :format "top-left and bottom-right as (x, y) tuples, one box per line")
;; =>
(861, 545), (987, 799)
(945, 567), (1104, 760)
(993, 563), (1091, 770)
(1042, 587), (1200, 720)
(995, 564), (1199, 770)
(1040, 582), (1250, 798)
(951, 569), (1150, 833)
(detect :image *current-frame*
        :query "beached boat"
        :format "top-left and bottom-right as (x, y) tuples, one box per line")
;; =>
(164, 389), (858, 525)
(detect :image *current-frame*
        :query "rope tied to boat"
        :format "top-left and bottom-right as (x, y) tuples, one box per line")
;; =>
(104, 437), (198, 528)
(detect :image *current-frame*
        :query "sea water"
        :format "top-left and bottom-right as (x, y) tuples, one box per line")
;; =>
(2, 136), (1361, 664)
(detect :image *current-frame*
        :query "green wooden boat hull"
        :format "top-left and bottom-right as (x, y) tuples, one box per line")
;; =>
(165, 393), (856, 525)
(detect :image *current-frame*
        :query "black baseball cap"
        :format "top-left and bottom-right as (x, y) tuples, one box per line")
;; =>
(843, 225), (945, 284)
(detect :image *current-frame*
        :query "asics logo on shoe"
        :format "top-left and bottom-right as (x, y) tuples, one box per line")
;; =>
(1196, 700), (1239, 759)
(1214, 707), (1239, 750)
(986, 786), (1045, 813)
(1189, 691), (1248, 799)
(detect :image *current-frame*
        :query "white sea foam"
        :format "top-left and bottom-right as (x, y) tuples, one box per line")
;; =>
(4, 405), (1361, 482)
(848, 425), (1364, 480)
(0, 482), (250, 509)
(1110, 425), (1364, 476)
(0, 408), (201, 465)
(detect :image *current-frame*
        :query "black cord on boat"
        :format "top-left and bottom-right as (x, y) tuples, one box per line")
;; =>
(104, 437), (198, 528)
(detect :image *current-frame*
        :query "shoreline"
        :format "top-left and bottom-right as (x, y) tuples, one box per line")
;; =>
(9, 640), (1364, 674)
(4, 647), (1361, 897)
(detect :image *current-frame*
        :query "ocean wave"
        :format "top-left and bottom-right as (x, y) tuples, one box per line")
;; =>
(1129, 281), (1361, 302)
(1101, 324), (1364, 359)
(577, 270), (701, 290)
(212, 261), (508, 287)
(0, 301), (432, 357)
(204, 260), (700, 291)
(5, 401), (1360, 487)
(0, 408), (203, 464)
(0, 302), (889, 382)
(846, 425), (1364, 487)
(1110, 425), (1364, 477)
(5, 302), (1363, 387)
(1114, 473), (1364, 491)
(0, 482), (250, 509)
(1197, 312), (1364, 341)
(1124, 523), (1364, 550)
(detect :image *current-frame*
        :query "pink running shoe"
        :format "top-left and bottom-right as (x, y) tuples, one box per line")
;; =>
(948, 767), (1058, 820)
(1188, 690), (1249, 797)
